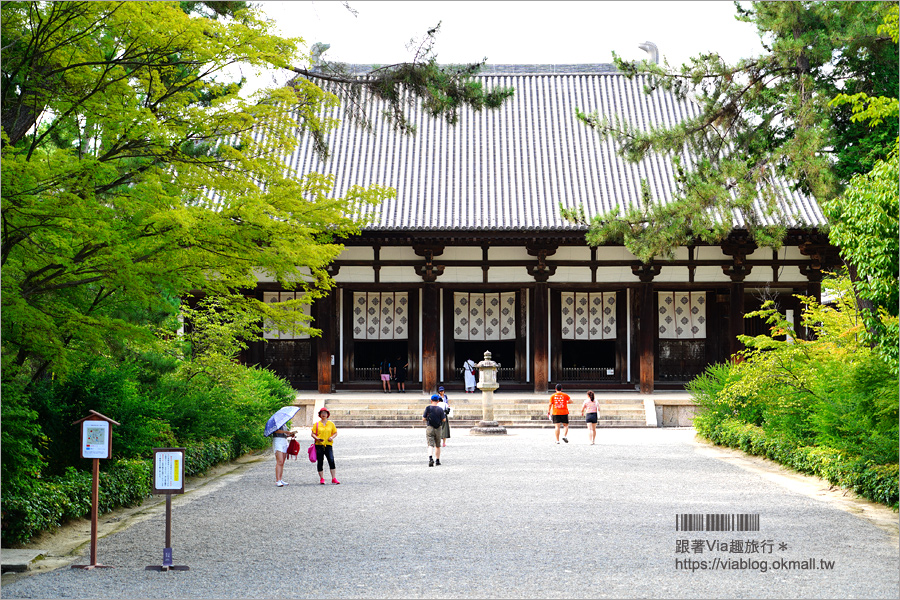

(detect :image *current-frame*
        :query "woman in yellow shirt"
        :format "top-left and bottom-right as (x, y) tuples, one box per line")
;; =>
(312, 407), (339, 485)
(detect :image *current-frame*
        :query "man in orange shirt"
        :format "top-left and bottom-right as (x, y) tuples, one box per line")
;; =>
(547, 383), (573, 443)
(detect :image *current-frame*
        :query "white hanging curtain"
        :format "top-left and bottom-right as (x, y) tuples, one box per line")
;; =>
(353, 292), (409, 340)
(658, 292), (707, 339)
(561, 292), (617, 340)
(263, 292), (312, 340)
(454, 292), (516, 341)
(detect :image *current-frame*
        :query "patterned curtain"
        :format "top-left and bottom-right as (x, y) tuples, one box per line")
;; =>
(352, 292), (409, 340)
(263, 292), (312, 340)
(658, 292), (707, 339)
(561, 292), (617, 340)
(453, 292), (516, 340)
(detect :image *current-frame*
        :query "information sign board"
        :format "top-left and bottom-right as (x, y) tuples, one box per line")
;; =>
(152, 448), (186, 494)
(81, 420), (111, 459)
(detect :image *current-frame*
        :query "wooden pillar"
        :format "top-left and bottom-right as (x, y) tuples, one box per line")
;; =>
(632, 264), (661, 394)
(414, 244), (445, 393)
(526, 242), (557, 394)
(803, 265), (823, 305)
(728, 281), (745, 359)
(639, 282), (655, 394)
(722, 235), (756, 361)
(316, 293), (335, 394)
(798, 235), (838, 308)
(422, 283), (439, 394)
(533, 283), (548, 394)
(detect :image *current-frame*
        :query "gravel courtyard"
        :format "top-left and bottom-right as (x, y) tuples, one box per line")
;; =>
(2, 427), (898, 599)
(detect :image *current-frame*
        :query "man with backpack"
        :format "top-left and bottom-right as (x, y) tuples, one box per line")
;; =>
(422, 395), (446, 467)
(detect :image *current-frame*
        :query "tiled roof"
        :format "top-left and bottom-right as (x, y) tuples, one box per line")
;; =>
(278, 64), (825, 232)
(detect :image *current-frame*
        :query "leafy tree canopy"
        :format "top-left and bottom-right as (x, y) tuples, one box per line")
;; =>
(563, 1), (897, 262)
(1, 1), (513, 385)
(825, 4), (899, 372)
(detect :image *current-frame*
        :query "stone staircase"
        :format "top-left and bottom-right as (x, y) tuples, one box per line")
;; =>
(309, 392), (650, 428)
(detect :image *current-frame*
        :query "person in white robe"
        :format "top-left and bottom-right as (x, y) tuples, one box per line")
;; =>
(463, 359), (477, 393)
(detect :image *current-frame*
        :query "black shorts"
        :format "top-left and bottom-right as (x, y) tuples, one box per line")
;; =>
(585, 413), (598, 424)
(551, 414), (569, 424)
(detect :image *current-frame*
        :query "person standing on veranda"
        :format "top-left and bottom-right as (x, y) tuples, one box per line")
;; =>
(463, 358), (477, 393)
(379, 358), (392, 393)
(394, 355), (408, 393)
(547, 383), (573, 444)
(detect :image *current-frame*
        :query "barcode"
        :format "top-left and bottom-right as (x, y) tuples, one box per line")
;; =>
(676, 514), (760, 531)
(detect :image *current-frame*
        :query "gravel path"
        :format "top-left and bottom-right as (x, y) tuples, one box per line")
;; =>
(3, 428), (898, 599)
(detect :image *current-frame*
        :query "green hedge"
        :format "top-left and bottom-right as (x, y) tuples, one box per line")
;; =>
(696, 416), (899, 508)
(1, 437), (254, 546)
(184, 438), (239, 477)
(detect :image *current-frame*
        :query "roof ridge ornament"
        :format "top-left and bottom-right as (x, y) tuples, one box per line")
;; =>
(638, 41), (659, 65)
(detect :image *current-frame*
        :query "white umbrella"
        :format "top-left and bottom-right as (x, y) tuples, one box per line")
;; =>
(264, 406), (300, 437)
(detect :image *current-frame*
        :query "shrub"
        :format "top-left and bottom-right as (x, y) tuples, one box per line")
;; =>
(1, 459), (153, 546)
(689, 277), (899, 509)
(0, 436), (261, 546)
(183, 438), (237, 477)
(696, 418), (898, 509)
(0, 375), (46, 492)
(2, 326), (294, 544)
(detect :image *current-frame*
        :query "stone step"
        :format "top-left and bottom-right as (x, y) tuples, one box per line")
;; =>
(326, 408), (645, 416)
(326, 413), (646, 423)
(323, 402), (644, 410)
(331, 419), (648, 428)
(320, 398), (646, 407)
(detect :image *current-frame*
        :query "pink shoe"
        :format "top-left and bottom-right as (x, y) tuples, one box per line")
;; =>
(319, 478), (325, 485)
(332, 478), (341, 485)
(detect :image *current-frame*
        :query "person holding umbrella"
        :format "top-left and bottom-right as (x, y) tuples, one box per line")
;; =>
(264, 406), (299, 487)
(312, 407), (340, 485)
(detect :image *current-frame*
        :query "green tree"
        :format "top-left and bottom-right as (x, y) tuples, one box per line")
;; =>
(826, 4), (899, 372)
(563, 1), (896, 262)
(1, 1), (513, 386)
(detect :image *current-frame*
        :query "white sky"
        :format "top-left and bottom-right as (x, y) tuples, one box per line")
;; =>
(254, 1), (766, 79)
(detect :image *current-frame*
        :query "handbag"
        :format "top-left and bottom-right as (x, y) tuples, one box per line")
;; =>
(308, 442), (317, 462)
(285, 437), (300, 459)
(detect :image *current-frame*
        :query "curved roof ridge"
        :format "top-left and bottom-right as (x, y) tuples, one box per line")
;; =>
(337, 63), (620, 76)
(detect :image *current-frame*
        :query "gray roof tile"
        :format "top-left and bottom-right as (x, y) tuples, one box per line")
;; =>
(275, 65), (825, 232)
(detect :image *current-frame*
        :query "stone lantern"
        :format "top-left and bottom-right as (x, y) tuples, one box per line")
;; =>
(470, 350), (507, 435)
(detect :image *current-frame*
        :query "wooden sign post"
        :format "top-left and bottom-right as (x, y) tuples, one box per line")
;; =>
(71, 410), (120, 570)
(146, 448), (189, 571)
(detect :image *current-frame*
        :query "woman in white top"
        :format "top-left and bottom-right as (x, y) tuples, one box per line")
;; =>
(581, 390), (599, 445)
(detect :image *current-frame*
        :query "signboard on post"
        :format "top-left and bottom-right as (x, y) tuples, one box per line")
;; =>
(81, 420), (111, 459)
(152, 448), (185, 494)
(147, 448), (189, 572)
(71, 410), (120, 570)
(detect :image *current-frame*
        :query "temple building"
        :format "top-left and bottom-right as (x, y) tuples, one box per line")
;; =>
(240, 64), (839, 395)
